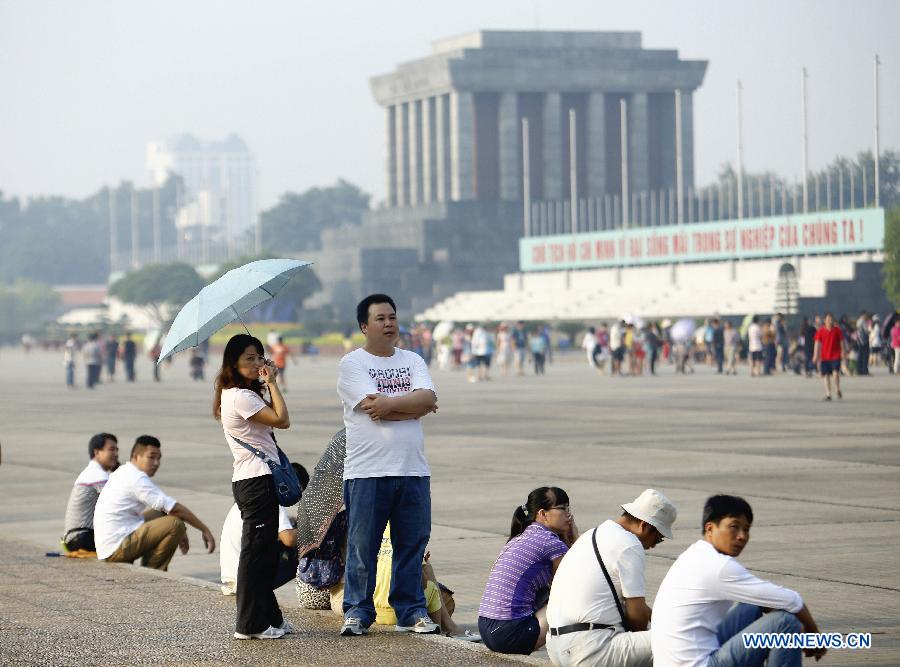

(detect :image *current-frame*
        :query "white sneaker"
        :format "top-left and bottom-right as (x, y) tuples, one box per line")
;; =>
(278, 619), (296, 635)
(395, 616), (440, 634)
(233, 625), (285, 640)
(340, 617), (368, 636)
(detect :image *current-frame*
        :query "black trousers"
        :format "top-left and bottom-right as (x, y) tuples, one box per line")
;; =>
(233, 475), (283, 635)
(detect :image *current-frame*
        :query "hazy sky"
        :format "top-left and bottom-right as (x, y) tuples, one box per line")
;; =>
(1, 0), (897, 209)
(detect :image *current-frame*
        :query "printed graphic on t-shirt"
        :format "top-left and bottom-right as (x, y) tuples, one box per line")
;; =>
(369, 367), (412, 394)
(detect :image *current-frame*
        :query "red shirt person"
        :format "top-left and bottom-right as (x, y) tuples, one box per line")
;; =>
(812, 313), (845, 400)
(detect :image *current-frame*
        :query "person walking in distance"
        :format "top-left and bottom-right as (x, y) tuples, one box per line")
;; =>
(83, 332), (103, 389)
(512, 321), (528, 376)
(64, 333), (78, 388)
(122, 332), (137, 382)
(215, 334), (294, 640)
(813, 312), (846, 401)
(747, 317), (763, 377)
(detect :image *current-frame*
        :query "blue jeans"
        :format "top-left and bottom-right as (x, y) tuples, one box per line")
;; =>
(342, 476), (431, 627)
(708, 603), (802, 667)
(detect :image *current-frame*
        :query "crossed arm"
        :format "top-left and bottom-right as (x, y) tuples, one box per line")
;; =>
(358, 389), (438, 421)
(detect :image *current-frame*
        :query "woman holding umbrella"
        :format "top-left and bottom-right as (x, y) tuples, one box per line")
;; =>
(214, 334), (293, 640)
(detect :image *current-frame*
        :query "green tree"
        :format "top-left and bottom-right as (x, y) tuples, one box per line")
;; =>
(109, 263), (205, 326)
(0, 279), (61, 342)
(208, 254), (322, 320)
(883, 206), (900, 309)
(260, 179), (370, 252)
(0, 176), (182, 286)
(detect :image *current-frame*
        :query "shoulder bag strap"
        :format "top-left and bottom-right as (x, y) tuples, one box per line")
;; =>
(230, 434), (271, 464)
(591, 527), (630, 631)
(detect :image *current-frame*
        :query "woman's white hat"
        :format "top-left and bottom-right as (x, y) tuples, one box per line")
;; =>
(621, 489), (677, 539)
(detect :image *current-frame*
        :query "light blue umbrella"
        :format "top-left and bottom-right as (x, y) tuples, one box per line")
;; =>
(157, 258), (312, 363)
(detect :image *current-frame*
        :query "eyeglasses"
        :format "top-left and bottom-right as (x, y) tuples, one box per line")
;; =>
(549, 505), (572, 515)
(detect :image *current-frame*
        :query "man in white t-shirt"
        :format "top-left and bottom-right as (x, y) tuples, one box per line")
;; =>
(747, 316), (763, 377)
(547, 489), (677, 667)
(94, 435), (216, 570)
(651, 494), (826, 667)
(609, 321), (625, 374)
(336, 293), (439, 638)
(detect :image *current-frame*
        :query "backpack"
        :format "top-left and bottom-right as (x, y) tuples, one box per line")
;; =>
(298, 510), (347, 589)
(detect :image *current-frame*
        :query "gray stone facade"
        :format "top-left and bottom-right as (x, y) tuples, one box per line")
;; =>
(311, 30), (707, 318)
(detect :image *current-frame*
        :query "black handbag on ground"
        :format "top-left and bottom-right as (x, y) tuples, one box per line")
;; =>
(591, 527), (631, 632)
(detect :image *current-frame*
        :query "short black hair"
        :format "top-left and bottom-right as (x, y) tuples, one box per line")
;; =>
(131, 434), (161, 458)
(88, 433), (117, 460)
(356, 294), (396, 327)
(292, 462), (310, 491)
(702, 494), (753, 531)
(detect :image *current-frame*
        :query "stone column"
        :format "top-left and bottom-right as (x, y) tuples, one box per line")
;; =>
(542, 92), (563, 200)
(408, 100), (422, 206)
(395, 102), (409, 206)
(386, 105), (397, 207)
(628, 92), (650, 196)
(587, 92), (606, 197)
(498, 92), (519, 201)
(450, 90), (475, 201)
(435, 95), (449, 202)
(422, 97), (435, 203)
(680, 90), (695, 190)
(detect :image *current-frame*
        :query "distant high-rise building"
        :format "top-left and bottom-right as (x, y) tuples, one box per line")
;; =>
(146, 134), (259, 245)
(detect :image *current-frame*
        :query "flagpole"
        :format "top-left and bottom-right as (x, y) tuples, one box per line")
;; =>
(874, 54), (881, 207)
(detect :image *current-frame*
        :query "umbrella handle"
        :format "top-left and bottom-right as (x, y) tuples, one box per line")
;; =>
(232, 307), (252, 336)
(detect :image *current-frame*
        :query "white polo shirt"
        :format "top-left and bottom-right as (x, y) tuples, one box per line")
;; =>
(93, 462), (177, 560)
(651, 540), (804, 667)
(547, 521), (647, 630)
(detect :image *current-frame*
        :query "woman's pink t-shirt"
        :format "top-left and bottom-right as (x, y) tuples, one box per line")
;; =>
(220, 387), (278, 482)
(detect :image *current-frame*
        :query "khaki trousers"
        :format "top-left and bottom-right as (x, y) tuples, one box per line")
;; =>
(106, 515), (186, 571)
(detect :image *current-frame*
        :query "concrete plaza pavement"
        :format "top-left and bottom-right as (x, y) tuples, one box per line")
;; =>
(0, 347), (898, 665)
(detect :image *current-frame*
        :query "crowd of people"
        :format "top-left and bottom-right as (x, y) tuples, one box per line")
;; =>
(58, 331), (162, 387)
(55, 292), (885, 661)
(577, 310), (900, 383)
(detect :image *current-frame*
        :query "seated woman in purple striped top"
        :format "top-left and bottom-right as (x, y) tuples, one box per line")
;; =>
(478, 486), (578, 655)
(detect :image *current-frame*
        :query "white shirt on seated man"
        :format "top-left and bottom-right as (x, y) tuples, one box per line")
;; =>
(547, 489), (677, 667)
(94, 435), (215, 571)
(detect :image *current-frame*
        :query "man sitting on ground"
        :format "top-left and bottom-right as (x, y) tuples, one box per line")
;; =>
(547, 489), (677, 667)
(651, 494), (826, 667)
(61, 433), (120, 553)
(94, 435), (216, 570)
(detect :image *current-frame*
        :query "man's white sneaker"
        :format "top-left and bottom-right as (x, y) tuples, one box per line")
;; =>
(340, 617), (368, 636)
(233, 625), (285, 640)
(278, 619), (296, 635)
(395, 616), (441, 634)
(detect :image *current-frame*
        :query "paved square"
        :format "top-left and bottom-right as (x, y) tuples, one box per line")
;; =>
(1, 347), (897, 664)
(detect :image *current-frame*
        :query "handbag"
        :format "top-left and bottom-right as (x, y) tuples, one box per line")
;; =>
(231, 434), (302, 506)
(591, 527), (631, 632)
(298, 510), (347, 589)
